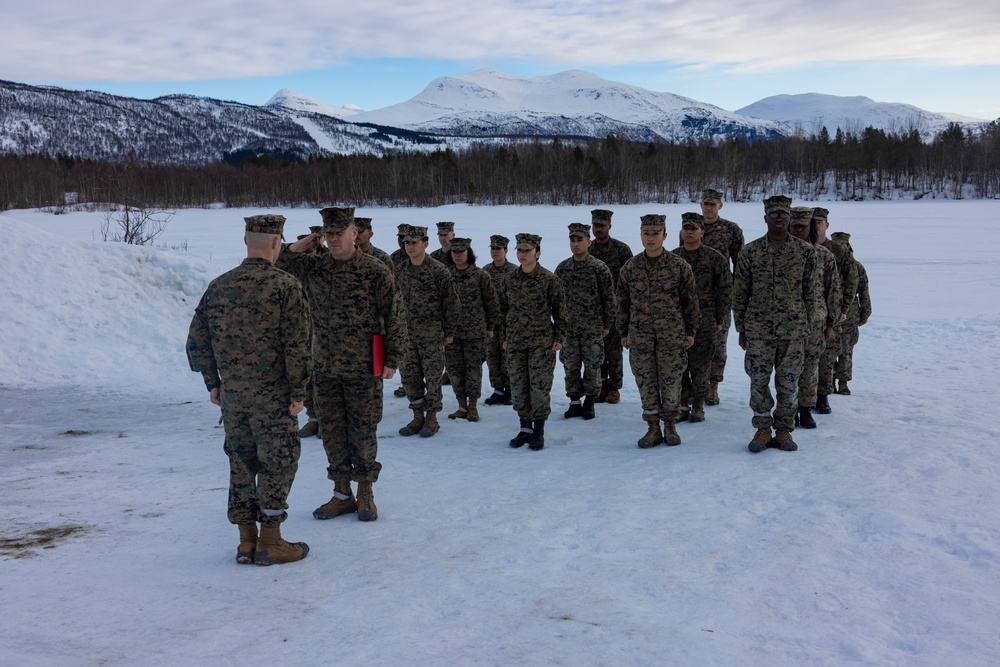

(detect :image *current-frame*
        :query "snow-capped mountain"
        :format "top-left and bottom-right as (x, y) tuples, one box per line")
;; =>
(737, 93), (989, 141)
(348, 69), (789, 142)
(264, 88), (362, 119)
(0, 79), (443, 165)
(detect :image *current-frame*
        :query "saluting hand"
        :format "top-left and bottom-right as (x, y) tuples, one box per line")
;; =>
(288, 234), (317, 253)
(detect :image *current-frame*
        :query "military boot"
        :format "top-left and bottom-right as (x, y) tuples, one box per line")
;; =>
(510, 418), (532, 448)
(638, 420), (663, 448)
(605, 388), (621, 404)
(774, 429), (798, 451)
(236, 523), (257, 564)
(393, 385), (407, 397)
(582, 396), (596, 420)
(313, 478), (356, 520)
(564, 398), (583, 419)
(467, 399), (480, 422)
(663, 421), (682, 446)
(420, 410), (440, 437)
(448, 398), (468, 420)
(837, 380), (851, 395)
(597, 383), (610, 403)
(815, 394), (832, 414)
(254, 523), (309, 565)
(399, 408), (424, 436)
(529, 419), (546, 450)
(706, 382), (720, 406)
(297, 420), (319, 438)
(748, 427), (772, 453)
(797, 406), (816, 429)
(688, 399), (705, 423)
(356, 479), (378, 522)
(484, 389), (506, 406)
(501, 388), (513, 405)
(677, 405), (690, 422)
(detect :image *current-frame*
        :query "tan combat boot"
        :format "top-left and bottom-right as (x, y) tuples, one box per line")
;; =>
(774, 429), (798, 451)
(448, 398), (469, 420)
(605, 388), (621, 404)
(356, 480), (378, 522)
(254, 523), (309, 565)
(689, 399), (705, 423)
(399, 408), (424, 436)
(312, 478), (357, 520)
(236, 523), (257, 564)
(706, 382), (720, 406)
(748, 427), (772, 453)
(837, 380), (851, 395)
(663, 421), (682, 446)
(637, 420), (663, 448)
(466, 399), (480, 422)
(420, 410), (440, 437)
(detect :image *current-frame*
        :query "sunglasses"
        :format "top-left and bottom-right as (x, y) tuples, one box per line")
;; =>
(767, 211), (790, 220)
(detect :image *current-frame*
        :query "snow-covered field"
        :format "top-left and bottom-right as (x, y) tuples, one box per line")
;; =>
(1, 200), (998, 666)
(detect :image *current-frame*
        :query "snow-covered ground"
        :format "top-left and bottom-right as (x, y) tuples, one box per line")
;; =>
(2, 200), (998, 666)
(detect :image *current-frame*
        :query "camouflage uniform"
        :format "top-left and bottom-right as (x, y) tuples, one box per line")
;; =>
(733, 198), (821, 433)
(395, 228), (461, 414)
(389, 224), (411, 269)
(498, 235), (568, 422)
(618, 217), (701, 425)
(555, 224), (616, 401)
(700, 198), (744, 385)
(446, 240), (500, 404)
(296, 226), (324, 434)
(588, 209), (633, 394)
(430, 221), (455, 266)
(276, 209), (407, 485)
(799, 241), (842, 408)
(672, 216), (732, 408)
(483, 236), (517, 396)
(818, 211), (859, 397)
(836, 254), (871, 384)
(186, 214), (311, 527)
(362, 244), (392, 266)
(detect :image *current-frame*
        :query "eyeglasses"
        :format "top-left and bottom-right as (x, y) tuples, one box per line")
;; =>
(767, 211), (790, 220)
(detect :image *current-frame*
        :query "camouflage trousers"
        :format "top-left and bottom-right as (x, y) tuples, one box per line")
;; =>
(818, 327), (841, 395)
(401, 339), (446, 413)
(446, 336), (487, 401)
(221, 401), (300, 526)
(600, 324), (625, 391)
(710, 311), (732, 383)
(629, 336), (687, 423)
(486, 325), (510, 391)
(303, 372), (317, 421)
(743, 337), (805, 431)
(797, 327), (827, 408)
(683, 329), (717, 403)
(314, 373), (384, 483)
(835, 325), (861, 381)
(508, 345), (557, 421)
(560, 332), (605, 398)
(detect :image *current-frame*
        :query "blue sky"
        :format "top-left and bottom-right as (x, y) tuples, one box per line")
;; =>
(5, 0), (999, 120)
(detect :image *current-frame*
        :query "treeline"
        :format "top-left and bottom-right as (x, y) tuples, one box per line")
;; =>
(2, 121), (999, 212)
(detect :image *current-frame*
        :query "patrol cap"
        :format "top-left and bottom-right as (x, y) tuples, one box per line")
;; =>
(450, 237), (472, 252)
(489, 234), (510, 249)
(515, 233), (542, 250)
(591, 209), (613, 224)
(397, 223), (411, 236)
(640, 214), (666, 233)
(309, 225), (323, 235)
(320, 207), (355, 232)
(436, 221), (455, 234)
(244, 214), (286, 235)
(403, 225), (429, 243)
(681, 212), (704, 229)
(789, 206), (815, 227)
(355, 217), (373, 232)
(764, 196), (793, 214)
(812, 207), (830, 220)
(831, 231), (851, 241)
(568, 223), (591, 238)
(701, 188), (723, 203)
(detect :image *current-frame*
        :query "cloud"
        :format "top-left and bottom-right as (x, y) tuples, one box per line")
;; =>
(5, 0), (1000, 83)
